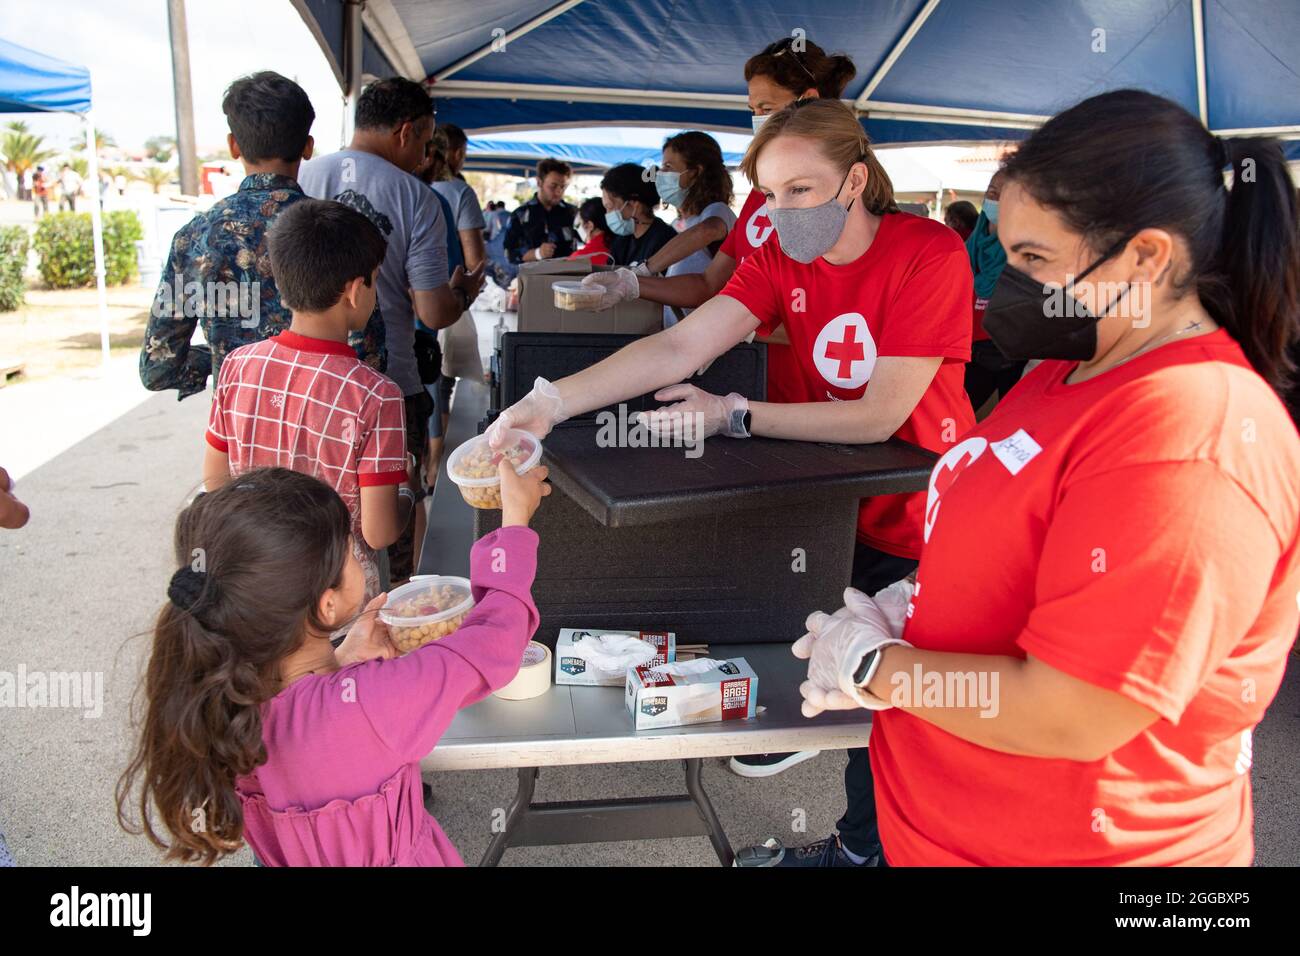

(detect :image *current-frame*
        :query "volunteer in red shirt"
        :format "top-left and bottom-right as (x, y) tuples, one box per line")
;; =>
(795, 89), (1300, 866)
(582, 36), (857, 404)
(490, 97), (975, 867)
(568, 197), (615, 265)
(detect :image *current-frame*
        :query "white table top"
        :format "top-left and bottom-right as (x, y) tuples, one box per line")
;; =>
(422, 642), (873, 771)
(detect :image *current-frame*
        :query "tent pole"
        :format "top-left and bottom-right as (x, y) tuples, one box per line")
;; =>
(343, 0), (363, 145)
(84, 111), (110, 370)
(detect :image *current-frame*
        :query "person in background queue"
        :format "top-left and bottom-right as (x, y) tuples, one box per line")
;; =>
(504, 158), (577, 263)
(944, 200), (978, 241)
(964, 170), (1023, 413)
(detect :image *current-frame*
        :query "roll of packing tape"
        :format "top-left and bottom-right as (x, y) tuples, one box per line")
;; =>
(494, 641), (552, 700)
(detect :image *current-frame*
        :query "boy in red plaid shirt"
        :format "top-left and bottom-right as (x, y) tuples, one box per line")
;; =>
(203, 200), (415, 599)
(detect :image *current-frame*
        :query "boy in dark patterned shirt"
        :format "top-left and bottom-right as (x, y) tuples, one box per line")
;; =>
(139, 72), (387, 400)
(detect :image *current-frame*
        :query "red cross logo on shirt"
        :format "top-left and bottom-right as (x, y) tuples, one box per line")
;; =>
(923, 437), (988, 543)
(812, 313), (877, 390)
(825, 324), (866, 379)
(745, 204), (774, 248)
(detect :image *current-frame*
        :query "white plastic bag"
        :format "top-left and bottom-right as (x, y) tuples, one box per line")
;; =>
(573, 633), (660, 675)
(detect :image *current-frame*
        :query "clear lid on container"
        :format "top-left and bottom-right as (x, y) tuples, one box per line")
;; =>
(378, 575), (474, 627)
(446, 428), (542, 488)
(551, 281), (590, 294)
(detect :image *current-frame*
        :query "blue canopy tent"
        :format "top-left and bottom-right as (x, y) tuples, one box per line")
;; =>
(293, 0), (1300, 150)
(0, 37), (110, 366)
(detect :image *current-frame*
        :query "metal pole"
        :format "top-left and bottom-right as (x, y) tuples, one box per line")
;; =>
(84, 111), (110, 370)
(342, 0), (364, 146)
(166, 0), (199, 196)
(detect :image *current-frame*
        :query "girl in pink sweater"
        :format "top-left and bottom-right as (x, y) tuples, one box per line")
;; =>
(117, 463), (549, 866)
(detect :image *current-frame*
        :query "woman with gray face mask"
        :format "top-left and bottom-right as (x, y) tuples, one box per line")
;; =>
(489, 98), (976, 867)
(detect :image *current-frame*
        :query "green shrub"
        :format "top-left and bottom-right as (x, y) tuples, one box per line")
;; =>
(31, 210), (143, 289)
(0, 225), (29, 312)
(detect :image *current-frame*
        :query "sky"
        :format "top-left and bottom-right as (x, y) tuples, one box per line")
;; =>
(0, 0), (346, 155)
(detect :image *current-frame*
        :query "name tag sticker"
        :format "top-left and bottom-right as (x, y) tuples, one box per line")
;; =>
(990, 429), (1042, 475)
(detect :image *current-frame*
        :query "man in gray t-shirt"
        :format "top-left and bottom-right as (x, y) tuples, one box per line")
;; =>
(299, 78), (485, 583)
(299, 147), (449, 397)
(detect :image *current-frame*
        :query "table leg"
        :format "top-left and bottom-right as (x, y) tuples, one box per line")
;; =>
(479, 766), (538, 867)
(684, 758), (734, 866)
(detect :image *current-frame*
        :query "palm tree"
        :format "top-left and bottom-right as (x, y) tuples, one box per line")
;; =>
(1, 122), (58, 197)
(70, 127), (116, 153)
(135, 166), (174, 194)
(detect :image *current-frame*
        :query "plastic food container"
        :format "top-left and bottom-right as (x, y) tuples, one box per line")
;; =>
(379, 576), (474, 653)
(552, 280), (606, 311)
(446, 428), (543, 510)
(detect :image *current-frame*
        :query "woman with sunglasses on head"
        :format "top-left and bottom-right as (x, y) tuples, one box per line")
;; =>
(795, 89), (1300, 866)
(491, 98), (976, 865)
(584, 37), (857, 403)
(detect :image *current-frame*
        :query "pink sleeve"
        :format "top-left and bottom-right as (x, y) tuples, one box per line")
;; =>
(356, 525), (540, 760)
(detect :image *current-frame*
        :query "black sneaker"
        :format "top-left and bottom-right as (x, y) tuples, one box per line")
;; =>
(733, 834), (878, 868)
(728, 751), (820, 778)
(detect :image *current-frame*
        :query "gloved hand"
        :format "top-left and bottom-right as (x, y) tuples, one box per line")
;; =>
(792, 587), (913, 717)
(629, 262), (652, 277)
(635, 384), (749, 441)
(487, 376), (568, 448)
(871, 577), (914, 641)
(579, 268), (639, 311)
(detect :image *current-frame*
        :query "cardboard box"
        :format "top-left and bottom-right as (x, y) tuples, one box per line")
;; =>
(517, 259), (664, 335)
(554, 627), (676, 686)
(626, 658), (759, 730)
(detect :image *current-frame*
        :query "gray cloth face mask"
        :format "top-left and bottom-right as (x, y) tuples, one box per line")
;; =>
(766, 166), (856, 263)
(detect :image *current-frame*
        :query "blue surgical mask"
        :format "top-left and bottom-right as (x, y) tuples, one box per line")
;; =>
(983, 198), (999, 224)
(751, 114), (768, 134)
(655, 170), (686, 207)
(606, 208), (636, 236)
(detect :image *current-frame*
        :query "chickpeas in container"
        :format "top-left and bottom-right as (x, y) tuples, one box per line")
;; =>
(447, 428), (542, 510)
(379, 576), (474, 654)
(552, 280), (606, 311)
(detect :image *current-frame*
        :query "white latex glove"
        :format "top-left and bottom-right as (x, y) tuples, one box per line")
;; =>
(792, 587), (912, 717)
(872, 577), (914, 641)
(579, 268), (639, 311)
(635, 384), (749, 441)
(487, 376), (567, 448)
(629, 262), (652, 277)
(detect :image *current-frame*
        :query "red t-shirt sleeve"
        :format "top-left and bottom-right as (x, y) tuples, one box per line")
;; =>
(356, 381), (409, 487)
(718, 214), (741, 261)
(719, 240), (783, 336)
(877, 239), (973, 362)
(1016, 459), (1281, 723)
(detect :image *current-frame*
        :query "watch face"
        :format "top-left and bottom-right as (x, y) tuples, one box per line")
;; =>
(854, 648), (880, 686)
